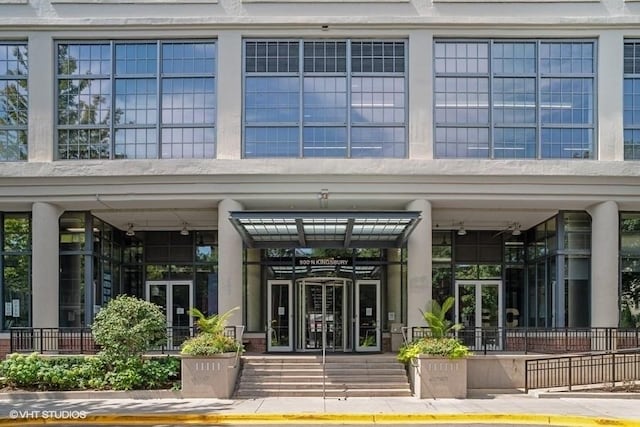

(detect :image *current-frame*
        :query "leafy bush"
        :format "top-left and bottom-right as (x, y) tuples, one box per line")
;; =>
(420, 296), (462, 338)
(92, 295), (167, 363)
(0, 353), (179, 391)
(180, 333), (240, 356)
(397, 338), (471, 364)
(181, 307), (243, 356)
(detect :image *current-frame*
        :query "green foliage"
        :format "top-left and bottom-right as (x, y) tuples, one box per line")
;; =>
(420, 296), (463, 338)
(0, 353), (179, 391)
(181, 307), (243, 356)
(188, 306), (238, 336)
(397, 338), (471, 364)
(91, 295), (167, 363)
(180, 333), (240, 356)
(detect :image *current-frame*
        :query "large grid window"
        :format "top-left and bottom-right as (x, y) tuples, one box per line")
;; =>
(0, 43), (28, 161)
(624, 41), (640, 160)
(243, 40), (407, 158)
(434, 40), (595, 159)
(56, 41), (216, 160)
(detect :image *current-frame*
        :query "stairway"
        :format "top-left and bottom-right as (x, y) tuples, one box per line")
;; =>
(234, 354), (412, 398)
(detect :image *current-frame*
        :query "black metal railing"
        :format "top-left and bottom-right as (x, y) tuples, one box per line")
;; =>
(9, 326), (239, 355)
(409, 326), (640, 355)
(525, 347), (640, 392)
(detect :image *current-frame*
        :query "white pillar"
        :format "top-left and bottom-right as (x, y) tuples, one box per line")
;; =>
(28, 33), (55, 162)
(32, 202), (63, 328)
(587, 201), (619, 327)
(598, 32), (624, 161)
(217, 198), (244, 326)
(406, 199), (432, 328)
(216, 31), (242, 160)
(408, 30), (433, 160)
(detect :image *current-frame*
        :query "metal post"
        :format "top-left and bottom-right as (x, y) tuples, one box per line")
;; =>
(568, 357), (572, 391)
(322, 290), (326, 401)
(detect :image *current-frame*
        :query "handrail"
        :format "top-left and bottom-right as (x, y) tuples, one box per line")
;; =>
(524, 347), (640, 392)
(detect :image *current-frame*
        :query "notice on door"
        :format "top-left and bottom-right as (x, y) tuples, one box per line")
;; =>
(278, 306), (285, 315)
(366, 307), (373, 316)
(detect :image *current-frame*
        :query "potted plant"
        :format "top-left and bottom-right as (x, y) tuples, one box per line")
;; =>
(180, 307), (244, 398)
(398, 296), (470, 398)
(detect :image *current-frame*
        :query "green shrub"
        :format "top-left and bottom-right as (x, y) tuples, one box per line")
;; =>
(91, 295), (167, 363)
(180, 333), (240, 356)
(181, 307), (243, 356)
(397, 338), (471, 364)
(0, 353), (179, 391)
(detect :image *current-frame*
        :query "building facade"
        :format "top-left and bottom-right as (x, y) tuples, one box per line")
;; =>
(1, 0), (639, 353)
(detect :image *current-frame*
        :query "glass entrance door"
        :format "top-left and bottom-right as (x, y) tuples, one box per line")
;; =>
(355, 280), (381, 352)
(146, 280), (193, 349)
(267, 280), (293, 352)
(297, 278), (347, 352)
(455, 280), (502, 350)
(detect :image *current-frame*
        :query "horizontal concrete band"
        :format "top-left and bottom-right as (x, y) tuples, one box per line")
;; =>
(0, 413), (636, 426)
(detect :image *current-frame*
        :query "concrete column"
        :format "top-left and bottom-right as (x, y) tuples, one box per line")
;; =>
(598, 32), (624, 161)
(217, 198), (244, 326)
(408, 30), (433, 160)
(32, 202), (63, 328)
(28, 33), (55, 162)
(587, 201), (619, 327)
(216, 31), (242, 159)
(406, 199), (432, 328)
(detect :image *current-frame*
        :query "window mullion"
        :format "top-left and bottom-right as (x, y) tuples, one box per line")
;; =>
(299, 40), (304, 158)
(347, 40), (352, 159)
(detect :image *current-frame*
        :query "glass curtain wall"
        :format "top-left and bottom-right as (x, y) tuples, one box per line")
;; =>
(434, 39), (596, 159)
(526, 212), (591, 328)
(624, 40), (640, 159)
(60, 214), (219, 327)
(56, 40), (216, 159)
(620, 213), (640, 327)
(243, 39), (407, 158)
(0, 42), (28, 161)
(244, 248), (405, 333)
(1, 213), (31, 329)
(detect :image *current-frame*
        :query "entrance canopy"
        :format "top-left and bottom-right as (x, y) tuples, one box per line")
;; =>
(229, 211), (421, 248)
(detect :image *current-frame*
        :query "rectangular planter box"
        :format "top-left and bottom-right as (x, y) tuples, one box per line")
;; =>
(181, 353), (240, 398)
(410, 356), (467, 399)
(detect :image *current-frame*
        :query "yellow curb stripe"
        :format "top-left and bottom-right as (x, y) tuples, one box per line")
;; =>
(0, 413), (637, 426)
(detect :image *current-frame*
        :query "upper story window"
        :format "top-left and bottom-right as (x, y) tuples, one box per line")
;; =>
(243, 39), (407, 158)
(434, 40), (595, 159)
(56, 41), (216, 160)
(0, 43), (28, 161)
(624, 41), (640, 160)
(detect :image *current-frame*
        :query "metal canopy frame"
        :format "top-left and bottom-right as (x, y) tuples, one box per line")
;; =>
(229, 211), (422, 249)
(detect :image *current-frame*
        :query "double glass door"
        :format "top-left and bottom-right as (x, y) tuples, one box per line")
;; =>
(146, 281), (193, 349)
(266, 277), (380, 352)
(298, 278), (347, 351)
(455, 280), (502, 350)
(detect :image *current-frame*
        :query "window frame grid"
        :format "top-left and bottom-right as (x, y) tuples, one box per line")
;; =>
(242, 38), (408, 159)
(0, 42), (28, 162)
(433, 38), (597, 160)
(55, 39), (217, 160)
(623, 40), (640, 160)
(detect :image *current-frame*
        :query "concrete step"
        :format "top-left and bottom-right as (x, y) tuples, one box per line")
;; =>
(239, 375), (409, 383)
(237, 382), (410, 390)
(234, 389), (413, 398)
(235, 355), (412, 398)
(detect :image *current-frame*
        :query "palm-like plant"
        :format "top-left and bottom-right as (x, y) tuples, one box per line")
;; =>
(420, 296), (463, 338)
(188, 306), (238, 336)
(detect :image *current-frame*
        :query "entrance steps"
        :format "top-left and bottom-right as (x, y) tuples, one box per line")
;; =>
(234, 354), (412, 398)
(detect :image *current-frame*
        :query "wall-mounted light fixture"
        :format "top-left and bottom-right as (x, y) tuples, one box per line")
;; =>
(457, 222), (467, 236)
(180, 223), (189, 236)
(126, 223), (135, 237)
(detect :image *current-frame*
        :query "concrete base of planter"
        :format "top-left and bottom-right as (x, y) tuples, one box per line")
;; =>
(181, 353), (240, 398)
(411, 356), (467, 399)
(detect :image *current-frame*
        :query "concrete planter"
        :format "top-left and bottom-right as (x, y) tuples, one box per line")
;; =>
(410, 355), (467, 399)
(181, 353), (240, 398)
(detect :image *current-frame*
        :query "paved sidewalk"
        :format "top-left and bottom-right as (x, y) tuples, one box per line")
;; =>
(0, 391), (640, 425)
